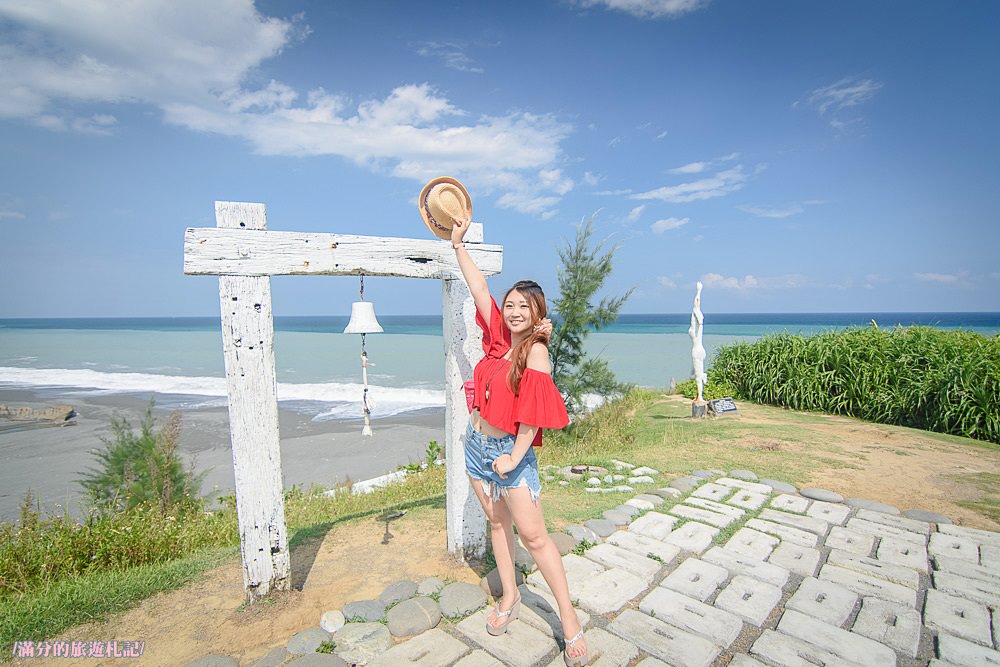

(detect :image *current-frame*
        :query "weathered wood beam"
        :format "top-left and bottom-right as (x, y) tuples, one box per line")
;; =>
(183, 226), (502, 278)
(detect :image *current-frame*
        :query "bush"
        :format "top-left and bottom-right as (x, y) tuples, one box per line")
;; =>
(674, 378), (740, 402)
(710, 326), (1000, 444)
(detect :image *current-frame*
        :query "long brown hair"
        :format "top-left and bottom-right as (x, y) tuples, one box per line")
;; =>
(503, 280), (549, 395)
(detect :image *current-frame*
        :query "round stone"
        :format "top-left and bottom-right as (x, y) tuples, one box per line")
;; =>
(628, 475), (656, 485)
(845, 498), (900, 515)
(550, 532), (576, 555)
(250, 647), (290, 667)
(800, 487), (844, 503)
(564, 524), (599, 544)
(439, 582), (488, 618)
(648, 488), (682, 500)
(184, 657), (239, 667)
(417, 576), (445, 596)
(558, 480), (569, 486)
(728, 469), (759, 481)
(692, 469), (723, 479)
(902, 509), (952, 524)
(480, 567), (525, 598)
(515, 544), (537, 572)
(287, 655), (347, 667)
(587, 477), (602, 486)
(342, 599), (385, 623)
(331, 623), (391, 665)
(759, 478), (797, 494)
(319, 610), (345, 634)
(287, 628), (332, 655)
(603, 509), (630, 526)
(669, 476), (702, 492)
(584, 518), (616, 538)
(635, 493), (664, 506)
(615, 504), (640, 517)
(386, 596), (441, 637)
(379, 580), (418, 606)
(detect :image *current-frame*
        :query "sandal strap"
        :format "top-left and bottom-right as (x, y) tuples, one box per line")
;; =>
(494, 593), (520, 618)
(565, 629), (584, 646)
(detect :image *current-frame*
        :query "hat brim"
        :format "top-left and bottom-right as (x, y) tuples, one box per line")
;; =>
(418, 176), (472, 241)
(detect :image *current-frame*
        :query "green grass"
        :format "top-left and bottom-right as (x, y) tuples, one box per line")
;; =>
(955, 472), (1000, 525)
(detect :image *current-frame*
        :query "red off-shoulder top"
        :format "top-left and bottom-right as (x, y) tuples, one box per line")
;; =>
(471, 296), (569, 446)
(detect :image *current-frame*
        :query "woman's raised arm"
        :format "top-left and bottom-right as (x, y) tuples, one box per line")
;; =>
(451, 216), (492, 321)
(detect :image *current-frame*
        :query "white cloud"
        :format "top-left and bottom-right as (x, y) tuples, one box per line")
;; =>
(413, 41), (485, 73)
(913, 271), (968, 285)
(0, 210), (26, 220)
(670, 161), (706, 175)
(582, 171), (602, 187)
(657, 276), (677, 288)
(633, 166), (749, 203)
(0, 0), (574, 217)
(738, 204), (805, 219)
(804, 77), (882, 115)
(692, 234), (703, 242)
(651, 217), (689, 233)
(655, 130), (668, 140)
(608, 136), (622, 148)
(627, 205), (646, 222)
(573, 0), (710, 19)
(701, 272), (809, 290)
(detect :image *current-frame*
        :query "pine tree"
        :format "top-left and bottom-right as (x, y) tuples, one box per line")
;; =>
(549, 214), (634, 415)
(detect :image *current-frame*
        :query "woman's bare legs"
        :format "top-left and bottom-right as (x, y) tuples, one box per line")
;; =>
(467, 477), (519, 627)
(503, 486), (587, 660)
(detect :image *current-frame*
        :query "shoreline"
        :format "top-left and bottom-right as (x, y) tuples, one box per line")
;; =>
(0, 387), (444, 522)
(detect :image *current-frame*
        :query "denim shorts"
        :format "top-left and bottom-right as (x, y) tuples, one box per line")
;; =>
(464, 421), (541, 504)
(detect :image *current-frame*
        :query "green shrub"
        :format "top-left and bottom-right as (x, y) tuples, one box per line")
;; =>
(710, 326), (1000, 444)
(674, 378), (740, 402)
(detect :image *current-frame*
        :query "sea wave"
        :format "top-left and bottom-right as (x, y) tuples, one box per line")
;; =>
(0, 366), (445, 417)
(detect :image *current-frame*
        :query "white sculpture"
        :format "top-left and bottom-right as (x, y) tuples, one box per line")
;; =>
(689, 281), (707, 403)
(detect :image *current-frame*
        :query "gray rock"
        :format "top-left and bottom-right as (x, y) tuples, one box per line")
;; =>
(902, 508), (952, 524)
(514, 543), (536, 572)
(800, 487), (844, 503)
(669, 476), (701, 492)
(692, 469), (724, 478)
(439, 582), (488, 618)
(385, 596), (441, 637)
(648, 488), (682, 500)
(558, 480), (569, 486)
(584, 518), (617, 537)
(628, 475), (656, 484)
(603, 509), (631, 526)
(631, 466), (659, 476)
(759, 478), (797, 493)
(287, 655), (348, 667)
(587, 477), (602, 486)
(611, 485), (635, 492)
(416, 576), (445, 596)
(635, 493), (665, 506)
(728, 469), (759, 481)
(379, 580), (417, 606)
(550, 532), (576, 555)
(184, 657), (239, 667)
(845, 498), (900, 514)
(319, 610), (345, 633)
(480, 567), (524, 598)
(287, 627), (332, 655)
(331, 623), (392, 665)
(615, 503), (640, 516)
(250, 647), (290, 667)
(564, 524), (599, 544)
(342, 599), (385, 623)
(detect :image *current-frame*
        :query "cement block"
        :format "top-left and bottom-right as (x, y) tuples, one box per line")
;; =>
(527, 554), (603, 595)
(628, 511), (678, 540)
(876, 535), (929, 573)
(454, 609), (555, 667)
(983, 544), (1000, 568)
(750, 629), (854, 667)
(938, 522), (1000, 546)
(663, 521), (719, 554)
(607, 608), (721, 667)
(777, 609), (897, 667)
(856, 508), (932, 535)
(639, 588), (743, 647)
(670, 503), (738, 528)
(933, 554), (1000, 584)
(770, 493), (809, 513)
(923, 589), (992, 647)
(929, 532), (981, 563)
(728, 491), (770, 511)
(746, 518), (820, 548)
(932, 571), (1000, 608)
(786, 576), (858, 627)
(703, 546), (791, 587)
(759, 508), (830, 535)
(806, 500), (851, 525)
(767, 542), (821, 578)
(825, 526), (875, 556)
(635, 659), (669, 667)
(851, 597), (921, 658)
(819, 563), (917, 608)
(606, 530), (681, 565)
(452, 650), (505, 667)
(368, 628), (469, 667)
(724, 527), (779, 560)
(584, 543), (662, 583)
(541, 627), (639, 667)
(936, 633), (1000, 667)
(847, 517), (926, 546)
(714, 575), (782, 626)
(574, 567), (648, 614)
(715, 477), (774, 494)
(660, 557), (729, 601)
(685, 496), (747, 518)
(625, 497), (657, 511)
(691, 482), (735, 501)
(728, 656), (767, 667)
(826, 549), (921, 588)
(518, 584), (591, 641)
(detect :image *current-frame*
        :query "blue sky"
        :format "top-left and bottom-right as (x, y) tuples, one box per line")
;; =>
(1, 0), (998, 317)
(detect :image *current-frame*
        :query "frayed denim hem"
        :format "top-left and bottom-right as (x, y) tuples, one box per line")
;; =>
(491, 478), (541, 506)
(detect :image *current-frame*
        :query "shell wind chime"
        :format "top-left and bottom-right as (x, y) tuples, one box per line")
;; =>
(343, 274), (383, 436)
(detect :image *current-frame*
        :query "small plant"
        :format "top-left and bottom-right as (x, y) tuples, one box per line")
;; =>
(316, 640), (337, 654)
(646, 552), (664, 563)
(426, 440), (442, 464)
(571, 540), (596, 556)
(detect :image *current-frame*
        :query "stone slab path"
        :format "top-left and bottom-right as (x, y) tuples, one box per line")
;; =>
(187, 469), (1000, 667)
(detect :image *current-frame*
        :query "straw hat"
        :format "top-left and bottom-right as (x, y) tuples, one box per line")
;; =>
(418, 176), (472, 240)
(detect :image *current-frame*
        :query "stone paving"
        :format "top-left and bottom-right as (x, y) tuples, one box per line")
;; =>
(185, 467), (1000, 667)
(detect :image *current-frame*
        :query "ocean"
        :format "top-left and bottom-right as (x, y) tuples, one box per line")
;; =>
(1, 313), (997, 421)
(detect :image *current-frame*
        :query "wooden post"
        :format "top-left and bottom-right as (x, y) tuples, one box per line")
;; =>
(442, 277), (487, 560)
(215, 202), (290, 602)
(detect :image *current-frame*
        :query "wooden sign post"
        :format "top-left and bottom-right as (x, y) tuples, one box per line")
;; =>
(184, 201), (502, 602)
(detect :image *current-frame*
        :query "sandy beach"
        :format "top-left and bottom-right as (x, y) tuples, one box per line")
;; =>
(0, 388), (444, 522)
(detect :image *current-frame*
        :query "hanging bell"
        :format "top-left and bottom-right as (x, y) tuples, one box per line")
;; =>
(343, 301), (384, 334)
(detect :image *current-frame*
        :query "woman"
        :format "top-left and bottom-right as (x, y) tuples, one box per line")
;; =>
(450, 215), (589, 666)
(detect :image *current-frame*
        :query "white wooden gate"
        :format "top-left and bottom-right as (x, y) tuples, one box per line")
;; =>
(183, 201), (502, 602)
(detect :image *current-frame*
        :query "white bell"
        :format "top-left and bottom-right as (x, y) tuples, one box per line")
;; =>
(343, 301), (383, 334)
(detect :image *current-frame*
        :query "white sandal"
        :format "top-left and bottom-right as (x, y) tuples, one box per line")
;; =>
(563, 629), (588, 666)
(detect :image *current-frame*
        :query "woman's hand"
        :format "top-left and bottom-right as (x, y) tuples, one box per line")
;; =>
(451, 214), (471, 245)
(492, 454), (517, 478)
(533, 318), (553, 337)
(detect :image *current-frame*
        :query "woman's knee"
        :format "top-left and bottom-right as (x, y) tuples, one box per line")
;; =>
(518, 527), (550, 553)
